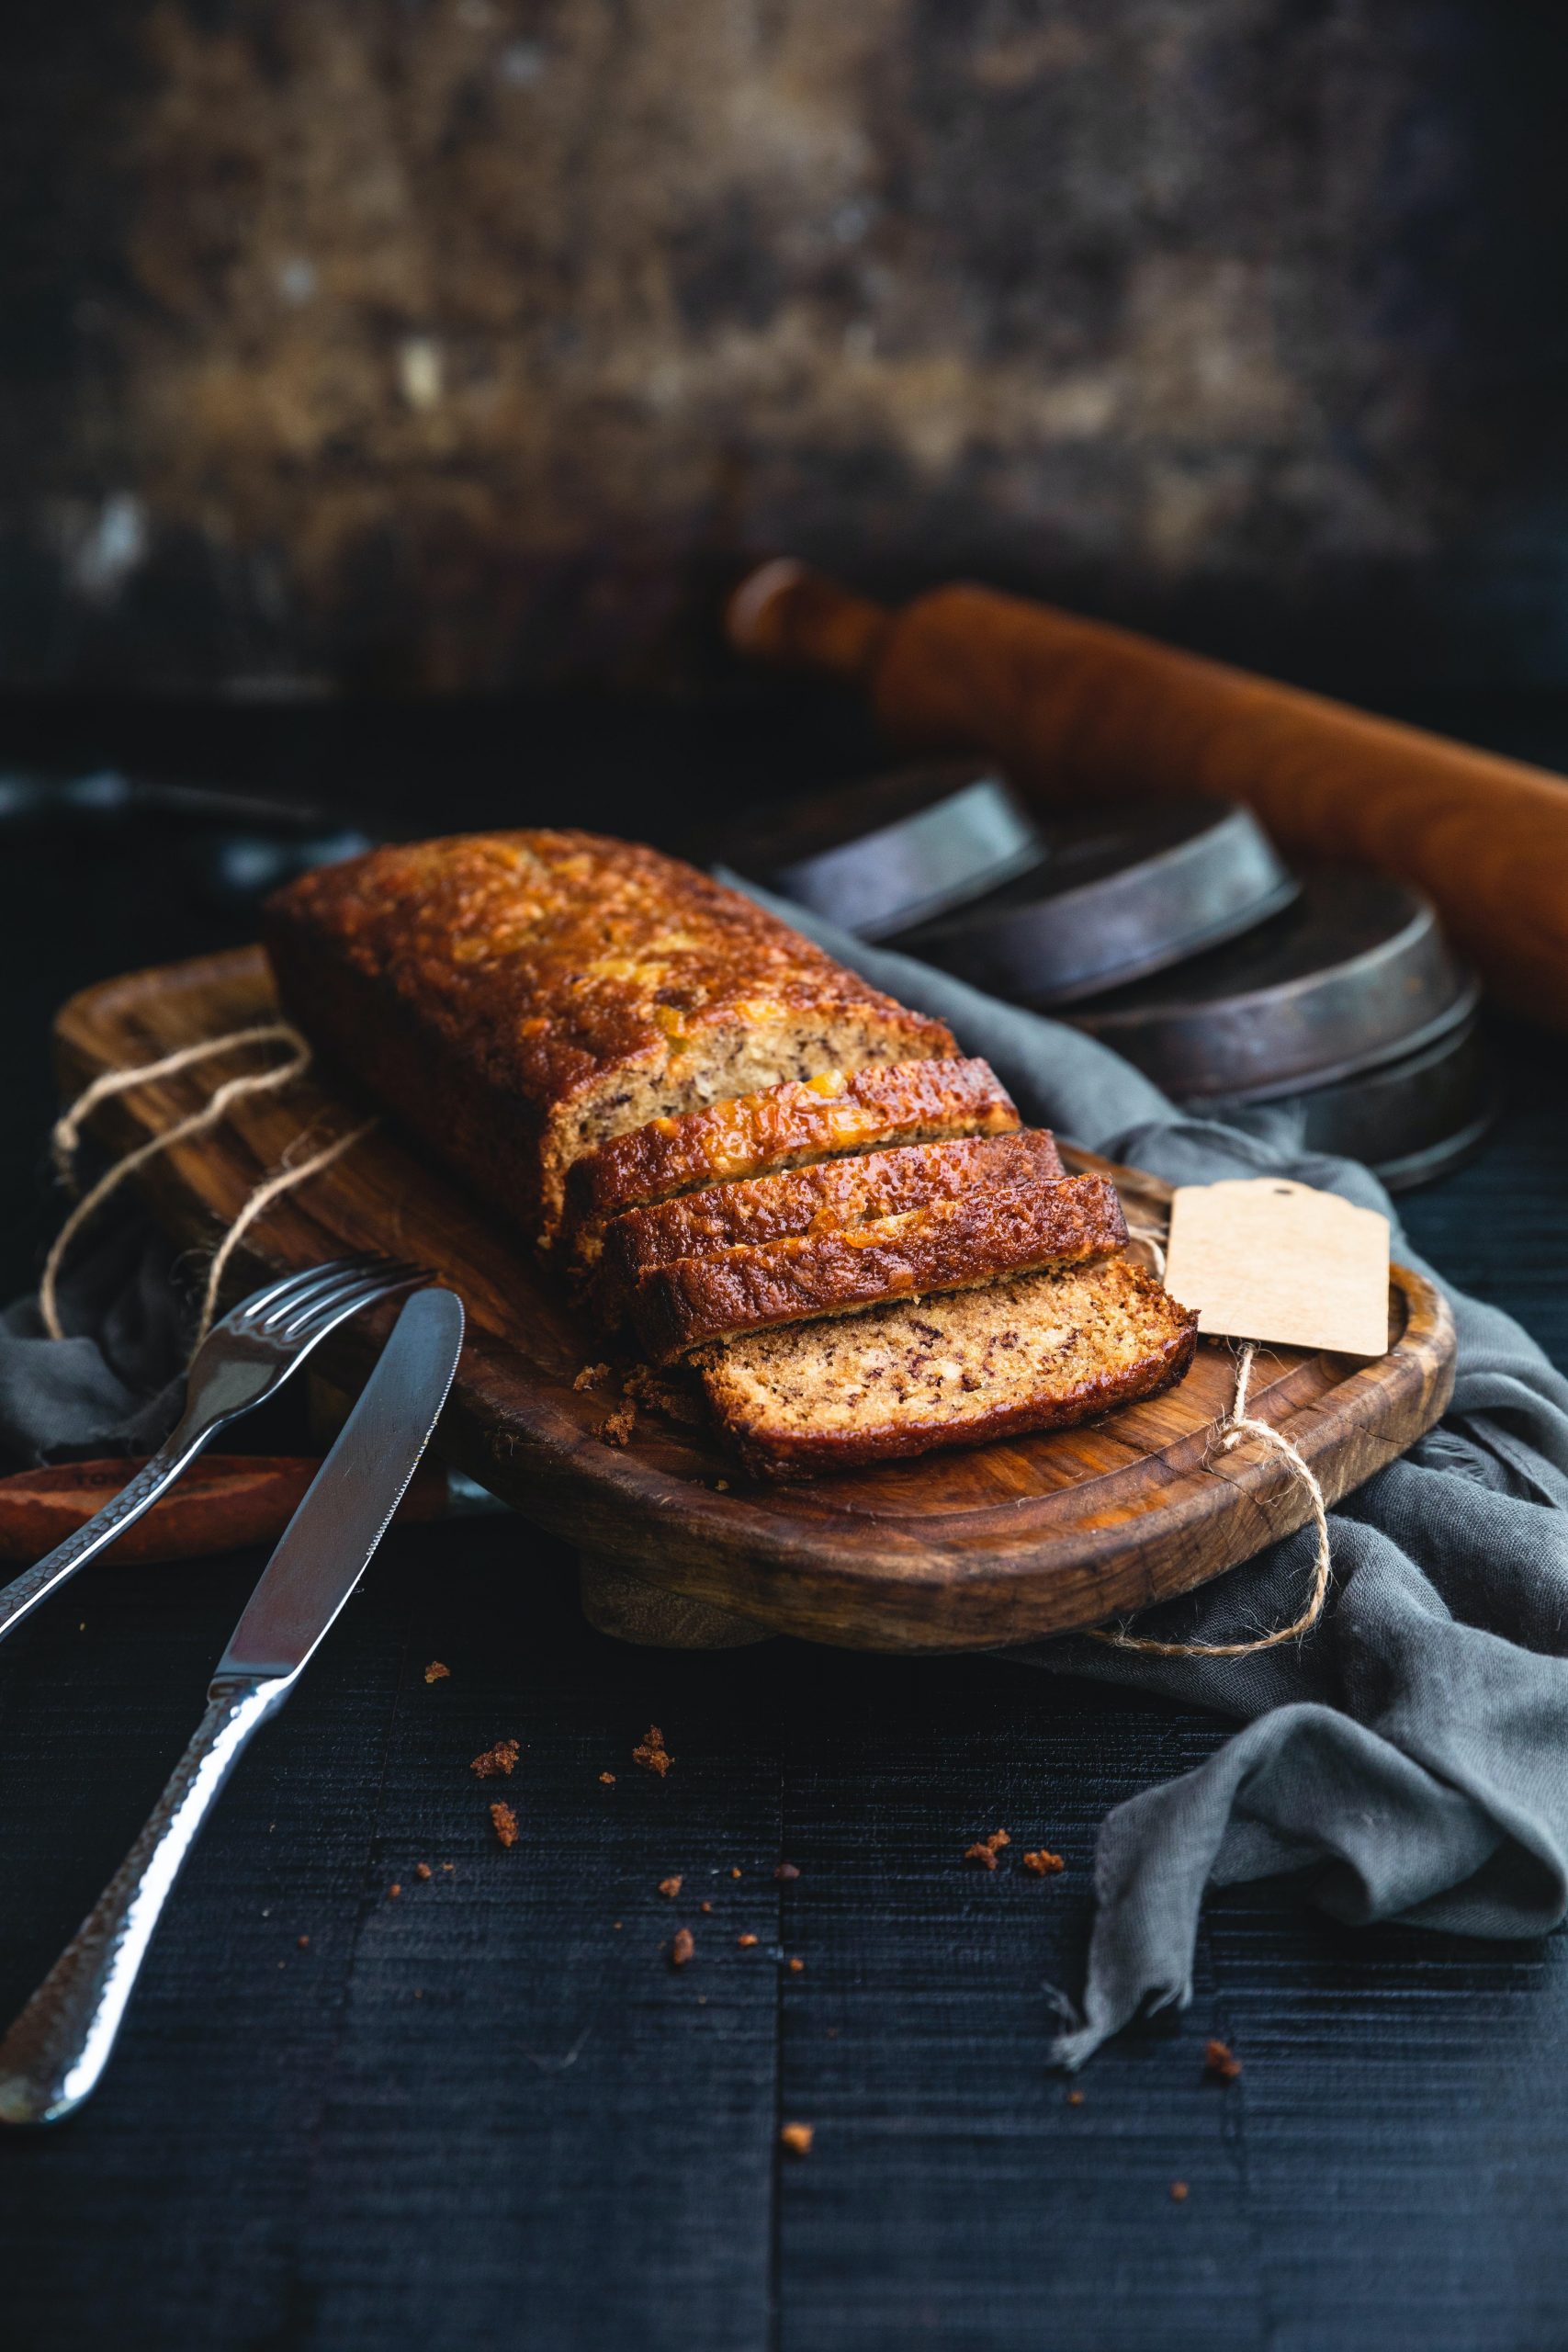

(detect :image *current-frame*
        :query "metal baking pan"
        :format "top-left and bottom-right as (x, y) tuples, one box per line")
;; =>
(717, 761), (1044, 941)
(1191, 1012), (1495, 1192)
(897, 797), (1297, 1004)
(1067, 869), (1478, 1102)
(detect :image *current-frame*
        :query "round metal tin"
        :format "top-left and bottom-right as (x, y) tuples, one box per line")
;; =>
(897, 797), (1298, 1004)
(1066, 869), (1478, 1102)
(719, 761), (1044, 941)
(1191, 1013), (1495, 1193)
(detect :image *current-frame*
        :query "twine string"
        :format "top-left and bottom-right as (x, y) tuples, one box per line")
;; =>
(1087, 1340), (1334, 1657)
(41, 1023), (376, 1348)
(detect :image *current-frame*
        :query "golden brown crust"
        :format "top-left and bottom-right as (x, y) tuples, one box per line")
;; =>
(564, 1057), (1018, 1263)
(599, 1129), (1066, 1324)
(264, 830), (953, 1238)
(632, 1173), (1126, 1363)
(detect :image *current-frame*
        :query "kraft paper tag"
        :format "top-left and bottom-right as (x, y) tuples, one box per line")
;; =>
(1163, 1178), (1391, 1359)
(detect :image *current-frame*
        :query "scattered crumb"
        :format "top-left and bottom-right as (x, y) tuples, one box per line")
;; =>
(738, 1932), (759, 1949)
(787, 1957), (804, 1975)
(714, 1479), (729, 1491)
(1204, 2038), (1243, 2084)
(633, 1724), (672, 1777)
(490, 1802), (519, 1849)
(780, 2123), (814, 2158)
(595, 1402), (637, 1446)
(614, 1920), (623, 1929)
(471, 1738), (520, 1779)
(670, 1927), (694, 1969)
(658, 1875), (683, 1899)
(442, 1862), (455, 1872)
(1170, 2181), (1189, 2204)
(1022, 1849), (1065, 1876)
(965, 1829), (1011, 1870)
(387, 1883), (401, 1900)
(700, 1900), (713, 1915)
(573, 1362), (612, 1392)
(297, 1935), (310, 1950)
(414, 1862), (432, 1883)
(1066, 2089), (1084, 2107)
(623, 1362), (707, 1426)
(730, 1866), (742, 1880)
(599, 1771), (616, 1786)
(423, 1660), (450, 1684)
(774, 1861), (801, 1883)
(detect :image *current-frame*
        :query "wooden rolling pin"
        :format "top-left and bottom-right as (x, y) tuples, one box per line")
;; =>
(727, 559), (1568, 1028)
(0, 1454), (446, 1566)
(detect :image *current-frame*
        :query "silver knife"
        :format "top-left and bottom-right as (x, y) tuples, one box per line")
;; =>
(0, 1284), (465, 2127)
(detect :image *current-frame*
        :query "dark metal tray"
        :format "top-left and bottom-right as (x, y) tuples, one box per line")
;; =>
(1067, 869), (1477, 1102)
(717, 761), (1043, 941)
(1193, 1013), (1495, 1193)
(897, 797), (1297, 1003)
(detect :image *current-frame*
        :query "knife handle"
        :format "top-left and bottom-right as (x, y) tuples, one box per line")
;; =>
(0, 1673), (290, 2126)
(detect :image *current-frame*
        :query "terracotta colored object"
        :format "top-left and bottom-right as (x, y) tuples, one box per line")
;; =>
(0, 1453), (446, 1567)
(726, 560), (1568, 1029)
(47, 947), (1454, 1652)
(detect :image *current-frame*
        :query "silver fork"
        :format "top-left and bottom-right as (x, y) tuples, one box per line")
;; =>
(0, 1256), (430, 1648)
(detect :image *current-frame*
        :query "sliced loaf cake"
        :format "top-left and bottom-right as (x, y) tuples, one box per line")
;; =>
(597, 1127), (1066, 1325)
(695, 1258), (1197, 1478)
(563, 1057), (1019, 1272)
(631, 1171), (1126, 1363)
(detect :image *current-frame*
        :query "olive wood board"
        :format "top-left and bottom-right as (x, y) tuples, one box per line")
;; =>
(51, 946), (1457, 1655)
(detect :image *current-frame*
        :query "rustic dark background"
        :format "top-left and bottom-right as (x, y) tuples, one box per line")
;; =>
(4, 0), (1568, 699)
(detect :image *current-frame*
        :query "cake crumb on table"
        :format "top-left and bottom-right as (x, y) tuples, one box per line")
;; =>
(490, 1802), (519, 1849)
(774, 1861), (801, 1882)
(670, 1927), (695, 1968)
(415, 1862), (432, 1882)
(1022, 1849), (1065, 1876)
(966, 1828), (1011, 1869)
(700, 1900), (713, 1915)
(633, 1725), (672, 1776)
(595, 1402), (637, 1446)
(573, 1363), (612, 1391)
(738, 1933), (759, 1949)
(1066, 2089), (1084, 2107)
(387, 1883), (401, 1900)
(780, 2123), (814, 2157)
(730, 1866), (742, 1879)
(658, 1875), (683, 1898)
(599, 1771), (616, 1785)
(1170, 2182), (1189, 2203)
(471, 1738), (520, 1779)
(423, 1661), (450, 1684)
(1204, 2038), (1243, 2083)
(786, 1957), (805, 1974)
(297, 1935), (310, 1950)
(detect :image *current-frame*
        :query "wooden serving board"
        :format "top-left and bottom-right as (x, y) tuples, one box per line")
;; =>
(52, 948), (1456, 1654)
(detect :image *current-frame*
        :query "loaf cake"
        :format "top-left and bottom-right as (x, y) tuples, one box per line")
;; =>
(266, 827), (1198, 1480)
(265, 831), (954, 1243)
(631, 1171), (1126, 1363)
(695, 1259), (1198, 1478)
(563, 1056), (1018, 1270)
(597, 1127), (1066, 1324)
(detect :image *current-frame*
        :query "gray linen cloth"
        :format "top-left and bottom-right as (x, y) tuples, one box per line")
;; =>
(8, 887), (1568, 2065)
(724, 876), (1568, 2064)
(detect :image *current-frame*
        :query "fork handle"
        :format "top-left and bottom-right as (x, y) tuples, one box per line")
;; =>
(0, 1673), (291, 2125)
(0, 1413), (211, 1648)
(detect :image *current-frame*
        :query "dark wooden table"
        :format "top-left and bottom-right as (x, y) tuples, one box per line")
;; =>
(2, 721), (1567, 2351)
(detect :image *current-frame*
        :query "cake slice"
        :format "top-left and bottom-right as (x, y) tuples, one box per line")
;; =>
(563, 1057), (1019, 1272)
(631, 1171), (1126, 1363)
(597, 1128), (1066, 1326)
(695, 1258), (1197, 1478)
